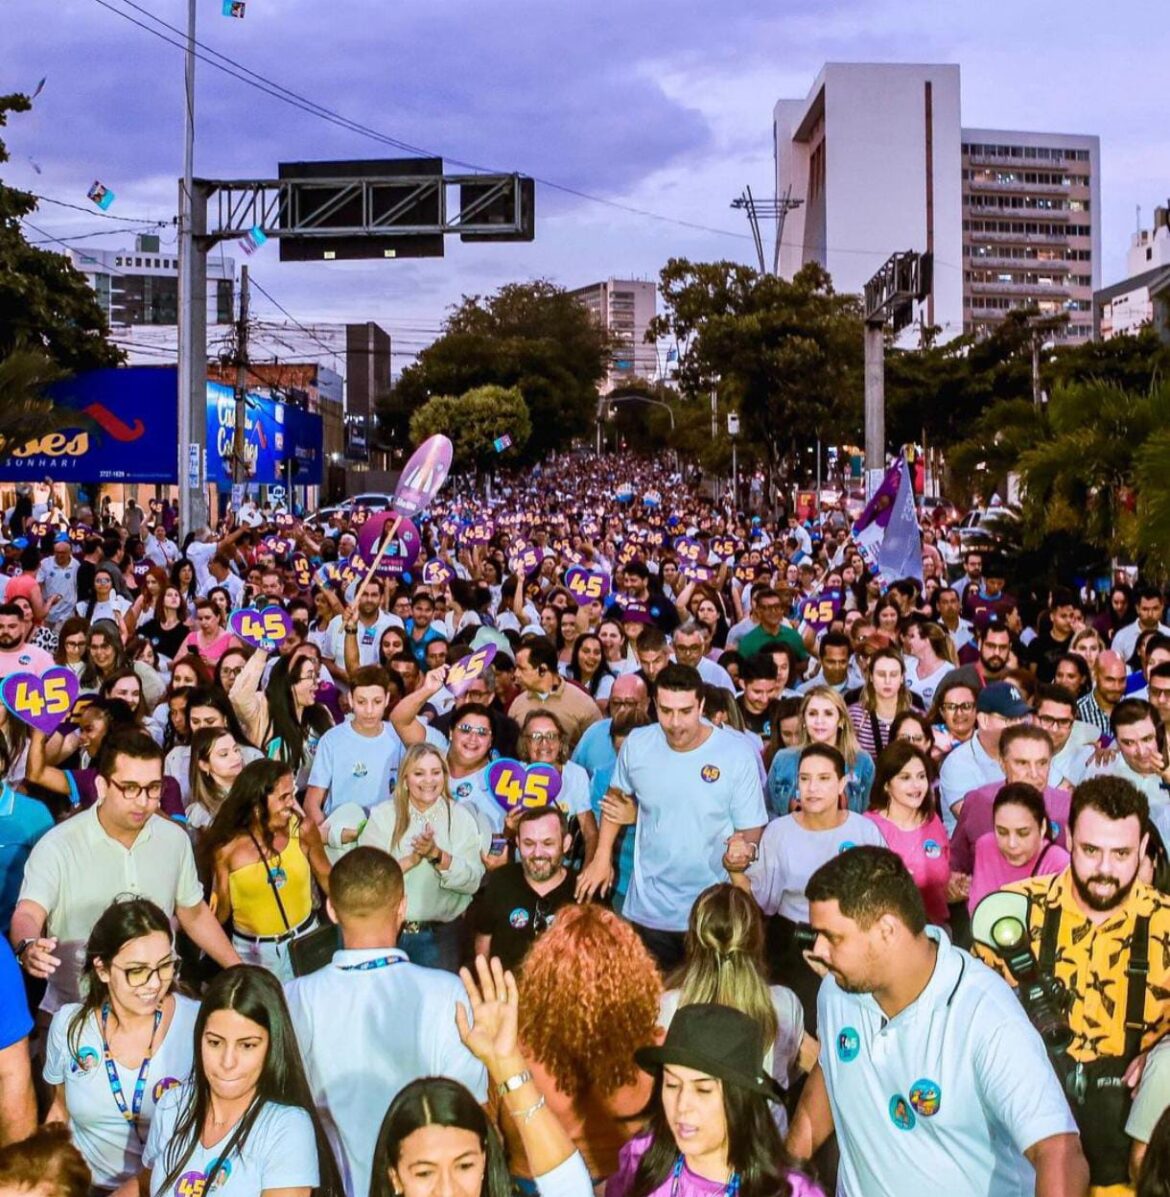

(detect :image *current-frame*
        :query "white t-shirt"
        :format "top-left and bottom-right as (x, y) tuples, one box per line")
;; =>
(908, 660), (951, 706)
(324, 612), (402, 674)
(285, 947), (486, 1197)
(45, 996), (198, 1191)
(746, 813), (886, 922)
(305, 720), (409, 815)
(613, 723), (767, 932)
(77, 594), (132, 624)
(818, 927), (1077, 1197)
(938, 735), (1003, 834)
(144, 1087), (319, 1196)
(37, 559), (80, 625)
(184, 540), (217, 596)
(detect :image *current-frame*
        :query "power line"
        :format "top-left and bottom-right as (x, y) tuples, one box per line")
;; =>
(88, 0), (753, 244)
(24, 222), (170, 246)
(248, 276), (344, 364)
(30, 193), (171, 225)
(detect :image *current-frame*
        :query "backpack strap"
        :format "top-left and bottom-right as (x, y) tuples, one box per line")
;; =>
(1124, 914), (1151, 1061)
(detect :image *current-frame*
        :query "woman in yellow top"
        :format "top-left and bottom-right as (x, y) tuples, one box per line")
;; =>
(201, 758), (331, 982)
(358, 742), (484, 971)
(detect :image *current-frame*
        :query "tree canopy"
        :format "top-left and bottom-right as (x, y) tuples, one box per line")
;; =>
(409, 384), (531, 471)
(388, 280), (606, 460)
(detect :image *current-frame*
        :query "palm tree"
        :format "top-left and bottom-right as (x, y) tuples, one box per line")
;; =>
(0, 344), (89, 461)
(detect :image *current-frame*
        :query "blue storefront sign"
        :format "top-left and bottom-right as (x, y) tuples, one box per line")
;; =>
(0, 366), (323, 487)
(0, 366), (179, 482)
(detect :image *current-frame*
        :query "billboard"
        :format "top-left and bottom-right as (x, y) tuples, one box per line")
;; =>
(0, 366), (179, 483)
(206, 382), (322, 486)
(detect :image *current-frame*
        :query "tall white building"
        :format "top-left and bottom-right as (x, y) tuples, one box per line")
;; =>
(774, 63), (1101, 343)
(1094, 204), (1170, 342)
(568, 278), (657, 393)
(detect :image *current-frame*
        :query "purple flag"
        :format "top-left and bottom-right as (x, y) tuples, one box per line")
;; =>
(876, 459), (923, 586)
(852, 459), (902, 538)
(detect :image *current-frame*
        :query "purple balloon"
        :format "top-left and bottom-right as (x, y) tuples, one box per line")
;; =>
(1, 667), (80, 736)
(393, 435), (453, 519)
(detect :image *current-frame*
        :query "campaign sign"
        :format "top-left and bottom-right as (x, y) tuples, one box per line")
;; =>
(131, 561), (153, 579)
(565, 566), (611, 603)
(290, 553), (313, 589)
(350, 506), (372, 528)
(734, 561), (760, 584)
(1, 668), (80, 736)
(711, 535), (740, 559)
(682, 563), (716, 584)
(673, 536), (703, 563)
(230, 606), (293, 652)
(356, 514), (421, 570)
(462, 520), (494, 547)
(262, 536), (294, 558)
(488, 759), (562, 813)
(508, 540), (541, 576)
(392, 435), (453, 519)
(274, 511), (297, 529)
(800, 589), (845, 632)
(446, 644), (497, 699)
(27, 519), (51, 538)
(643, 490), (662, 507)
(421, 558), (455, 587)
(67, 524), (90, 545)
(616, 483), (635, 503)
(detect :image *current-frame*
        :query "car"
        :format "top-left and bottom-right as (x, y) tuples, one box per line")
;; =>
(917, 495), (960, 527)
(956, 507), (1016, 553)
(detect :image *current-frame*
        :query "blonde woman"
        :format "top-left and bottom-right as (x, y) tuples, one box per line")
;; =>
(358, 742), (484, 970)
(903, 618), (957, 705)
(764, 686), (874, 815)
(660, 884), (817, 1128)
(1070, 626), (1105, 672)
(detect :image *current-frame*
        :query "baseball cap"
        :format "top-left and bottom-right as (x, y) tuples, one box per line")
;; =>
(976, 681), (1031, 718)
(620, 601), (654, 627)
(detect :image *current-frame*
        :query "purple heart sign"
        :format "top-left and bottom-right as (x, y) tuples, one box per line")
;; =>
(356, 514), (421, 569)
(230, 606), (294, 651)
(487, 759), (563, 813)
(564, 566), (611, 603)
(392, 434), (453, 519)
(421, 558), (455, 587)
(1, 667), (81, 736)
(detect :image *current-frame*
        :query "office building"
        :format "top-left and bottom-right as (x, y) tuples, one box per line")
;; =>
(569, 278), (657, 392)
(773, 63), (1100, 343)
(70, 234), (235, 326)
(1094, 204), (1170, 342)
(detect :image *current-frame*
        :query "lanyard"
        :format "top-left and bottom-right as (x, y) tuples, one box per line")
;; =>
(669, 1154), (739, 1197)
(100, 1003), (163, 1141)
(339, 955), (406, 972)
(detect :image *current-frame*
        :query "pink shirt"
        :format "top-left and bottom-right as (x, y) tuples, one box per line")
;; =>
(969, 833), (1069, 914)
(951, 781), (1072, 874)
(0, 642), (55, 676)
(182, 629), (238, 665)
(864, 811), (951, 925)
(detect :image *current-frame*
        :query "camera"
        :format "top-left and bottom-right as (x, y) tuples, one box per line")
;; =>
(792, 923), (818, 953)
(972, 892), (1073, 1055)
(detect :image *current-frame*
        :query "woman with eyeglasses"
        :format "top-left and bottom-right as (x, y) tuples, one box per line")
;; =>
(517, 711), (598, 867)
(201, 760), (330, 981)
(129, 965), (342, 1197)
(926, 676), (979, 756)
(44, 898), (196, 1194)
(358, 743), (484, 971)
(55, 616), (92, 677)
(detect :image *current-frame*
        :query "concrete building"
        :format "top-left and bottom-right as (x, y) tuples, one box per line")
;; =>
(1094, 204), (1170, 342)
(961, 130), (1099, 343)
(70, 234), (235, 326)
(569, 278), (657, 393)
(773, 63), (1100, 344)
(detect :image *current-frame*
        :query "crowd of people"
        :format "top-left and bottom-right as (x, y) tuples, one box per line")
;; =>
(2, 455), (1170, 1196)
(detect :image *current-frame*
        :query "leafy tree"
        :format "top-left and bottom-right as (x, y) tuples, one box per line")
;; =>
(390, 281), (606, 460)
(0, 93), (122, 372)
(409, 384), (531, 472)
(648, 260), (863, 479)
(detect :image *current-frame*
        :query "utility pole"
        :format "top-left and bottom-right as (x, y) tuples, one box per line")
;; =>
(177, 0), (208, 534)
(730, 185), (803, 276)
(1024, 311), (1066, 411)
(231, 264), (250, 492)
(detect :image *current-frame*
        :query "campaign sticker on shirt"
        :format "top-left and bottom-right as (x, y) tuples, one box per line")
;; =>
(71, 1046), (100, 1074)
(1049, 819), (1061, 839)
(176, 1158), (232, 1195)
(837, 840), (856, 854)
(508, 907), (530, 929)
(153, 1076), (182, 1102)
(908, 1078), (941, 1118)
(353, 762), (369, 778)
(836, 1028), (860, 1063)
(923, 839), (943, 859)
(700, 764), (721, 783)
(888, 1093), (917, 1131)
(453, 782), (473, 800)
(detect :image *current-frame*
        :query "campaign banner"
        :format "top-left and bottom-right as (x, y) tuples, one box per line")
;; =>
(206, 382), (323, 486)
(0, 366), (179, 483)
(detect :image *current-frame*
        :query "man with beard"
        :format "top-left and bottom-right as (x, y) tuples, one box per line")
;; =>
(469, 805), (577, 972)
(974, 777), (1170, 1192)
(959, 615), (1014, 683)
(0, 603), (53, 676)
(788, 846), (1087, 1197)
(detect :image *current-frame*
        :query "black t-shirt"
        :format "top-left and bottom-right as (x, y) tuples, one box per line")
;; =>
(139, 618), (191, 662)
(469, 864), (577, 973)
(1028, 628), (1075, 683)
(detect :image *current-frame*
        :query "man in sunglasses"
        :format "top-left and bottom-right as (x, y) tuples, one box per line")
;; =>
(469, 805), (576, 972)
(10, 730), (239, 1014)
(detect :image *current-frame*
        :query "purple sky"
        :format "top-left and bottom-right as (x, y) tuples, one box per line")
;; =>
(6, 0), (1167, 358)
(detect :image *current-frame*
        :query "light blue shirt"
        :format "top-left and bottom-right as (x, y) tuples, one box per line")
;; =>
(572, 719), (635, 898)
(766, 746), (875, 818)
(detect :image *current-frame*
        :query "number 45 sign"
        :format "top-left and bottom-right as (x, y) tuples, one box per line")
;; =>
(445, 644), (497, 698)
(800, 589), (844, 632)
(230, 606), (294, 651)
(1, 667), (81, 736)
(488, 760), (563, 813)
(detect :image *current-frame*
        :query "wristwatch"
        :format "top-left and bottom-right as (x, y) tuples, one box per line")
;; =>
(13, 939), (34, 960)
(496, 1069), (532, 1096)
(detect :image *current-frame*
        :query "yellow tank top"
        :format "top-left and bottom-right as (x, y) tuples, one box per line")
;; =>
(228, 827), (312, 937)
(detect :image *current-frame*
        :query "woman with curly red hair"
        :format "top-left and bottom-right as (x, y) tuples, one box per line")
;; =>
(493, 903), (664, 1189)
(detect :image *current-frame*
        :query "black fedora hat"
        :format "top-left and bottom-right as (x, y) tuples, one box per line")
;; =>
(634, 1003), (783, 1103)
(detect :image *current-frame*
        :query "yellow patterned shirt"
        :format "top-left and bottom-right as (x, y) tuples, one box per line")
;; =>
(973, 867), (1170, 1062)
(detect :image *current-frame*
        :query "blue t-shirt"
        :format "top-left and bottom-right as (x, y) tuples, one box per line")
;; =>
(0, 938), (32, 1049)
(405, 619), (446, 667)
(572, 719), (634, 898)
(0, 787), (53, 935)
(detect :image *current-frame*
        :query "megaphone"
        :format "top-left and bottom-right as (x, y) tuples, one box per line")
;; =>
(971, 890), (1030, 952)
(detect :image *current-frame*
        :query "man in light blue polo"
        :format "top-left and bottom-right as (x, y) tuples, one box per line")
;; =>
(787, 846), (1087, 1197)
(575, 663), (765, 970)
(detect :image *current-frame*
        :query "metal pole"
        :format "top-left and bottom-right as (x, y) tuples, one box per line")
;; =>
(177, 0), (208, 532)
(1031, 332), (1042, 410)
(731, 439), (738, 509)
(864, 320), (885, 499)
(232, 265), (250, 492)
(816, 436), (822, 508)
(710, 389), (717, 439)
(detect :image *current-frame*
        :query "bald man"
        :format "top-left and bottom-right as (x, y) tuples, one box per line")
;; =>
(571, 673), (649, 789)
(1076, 650), (1128, 735)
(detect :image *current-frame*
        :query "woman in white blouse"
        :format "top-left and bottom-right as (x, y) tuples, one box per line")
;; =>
(358, 742), (484, 971)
